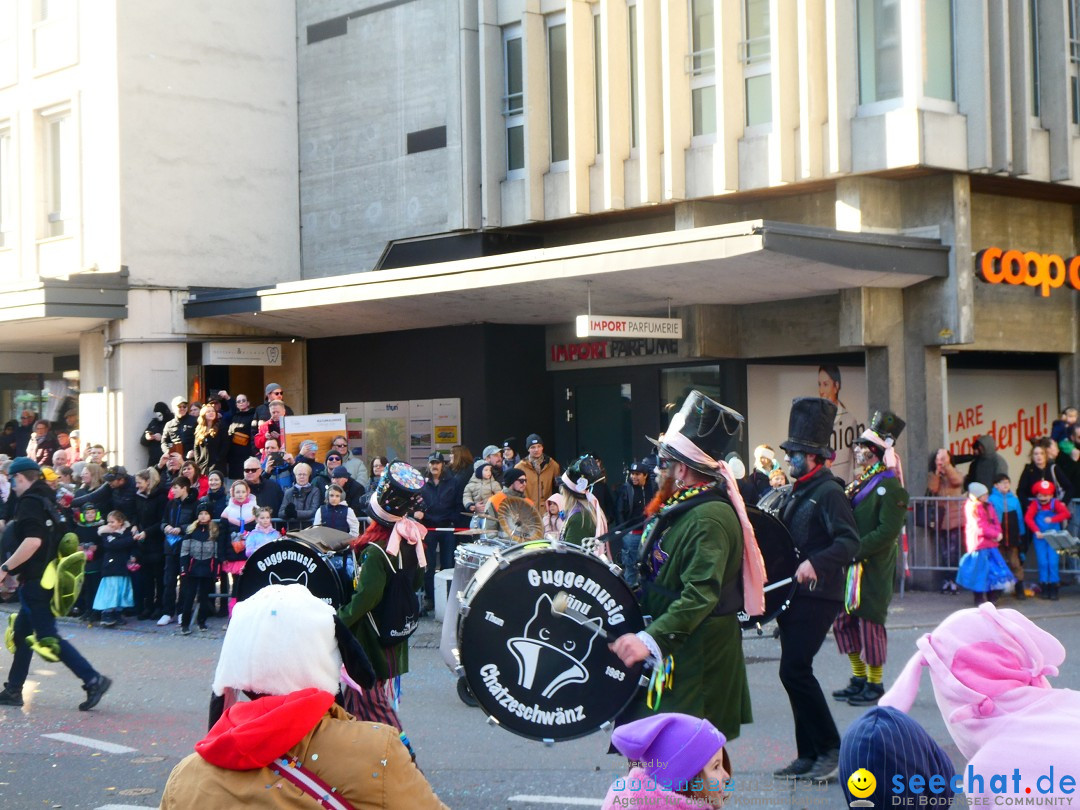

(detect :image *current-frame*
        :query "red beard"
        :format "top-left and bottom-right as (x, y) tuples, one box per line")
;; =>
(645, 470), (678, 517)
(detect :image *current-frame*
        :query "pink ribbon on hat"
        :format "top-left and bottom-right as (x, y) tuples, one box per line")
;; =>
(858, 429), (905, 486)
(385, 517), (428, 568)
(661, 432), (767, 616)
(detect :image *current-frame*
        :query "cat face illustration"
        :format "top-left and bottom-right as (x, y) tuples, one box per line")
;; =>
(507, 593), (602, 698)
(269, 570), (309, 588)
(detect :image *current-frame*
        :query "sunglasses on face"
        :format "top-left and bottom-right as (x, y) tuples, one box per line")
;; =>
(269, 391), (283, 397)
(244, 468), (260, 473)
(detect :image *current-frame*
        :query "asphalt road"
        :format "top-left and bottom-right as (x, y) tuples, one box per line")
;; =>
(0, 589), (1078, 809)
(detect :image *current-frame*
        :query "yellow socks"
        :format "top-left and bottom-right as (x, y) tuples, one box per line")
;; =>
(848, 653), (867, 679)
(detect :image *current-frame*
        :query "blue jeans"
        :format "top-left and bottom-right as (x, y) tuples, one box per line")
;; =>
(1033, 536), (1060, 584)
(6, 580), (99, 691)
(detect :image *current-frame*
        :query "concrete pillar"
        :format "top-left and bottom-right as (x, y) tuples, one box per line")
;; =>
(986, 0), (1012, 173)
(955, 0), (991, 171)
(477, 0), (503, 227)
(1008, 0), (1031, 176)
(769, 0), (799, 184)
(797, 0), (826, 180)
(834, 176), (901, 232)
(566, 0), (595, 214)
(522, 6), (547, 221)
(1036, 0), (1070, 181)
(454, 0), (482, 230)
(824, 0), (855, 175)
(1062, 352), (1080, 412)
(712, 0), (740, 192)
(660, 0), (689, 201)
(600, 0), (629, 210)
(636, 0), (663, 204)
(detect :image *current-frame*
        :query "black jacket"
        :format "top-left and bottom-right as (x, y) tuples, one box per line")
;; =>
(778, 466), (860, 603)
(193, 428), (229, 478)
(9, 481), (57, 581)
(248, 477), (284, 517)
(420, 476), (457, 527)
(141, 402), (171, 467)
(614, 479), (657, 528)
(161, 492), (199, 555)
(226, 409), (258, 479)
(98, 527), (136, 578)
(133, 484), (168, 560)
(160, 415), (197, 458)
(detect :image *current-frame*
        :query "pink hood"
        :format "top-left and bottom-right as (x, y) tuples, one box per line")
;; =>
(880, 604), (1080, 799)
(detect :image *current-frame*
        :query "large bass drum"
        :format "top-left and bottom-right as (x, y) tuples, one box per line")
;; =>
(236, 537), (353, 608)
(457, 542), (645, 742)
(739, 505), (800, 631)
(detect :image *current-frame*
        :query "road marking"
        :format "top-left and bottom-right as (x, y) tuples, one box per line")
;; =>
(42, 733), (137, 754)
(508, 796), (603, 807)
(95, 805), (153, 810)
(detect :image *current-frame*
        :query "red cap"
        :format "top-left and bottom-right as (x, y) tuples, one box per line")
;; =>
(1031, 480), (1055, 497)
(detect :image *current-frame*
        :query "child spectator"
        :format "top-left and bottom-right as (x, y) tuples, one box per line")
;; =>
(244, 506), (280, 557)
(463, 460), (501, 516)
(219, 480), (256, 615)
(956, 483), (1014, 606)
(769, 468), (788, 489)
(313, 483), (359, 536)
(602, 713), (730, 809)
(1024, 479), (1072, 601)
(159, 476), (199, 627)
(178, 503), (219, 634)
(93, 511), (136, 628)
(543, 493), (564, 537)
(988, 474), (1027, 599)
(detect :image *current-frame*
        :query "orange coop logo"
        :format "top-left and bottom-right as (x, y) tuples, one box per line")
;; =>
(976, 246), (1080, 297)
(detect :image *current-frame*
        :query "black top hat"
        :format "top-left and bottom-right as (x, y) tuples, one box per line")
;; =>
(780, 397), (837, 459)
(649, 391), (745, 476)
(561, 455), (604, 496)
(857, 410), (906, 447)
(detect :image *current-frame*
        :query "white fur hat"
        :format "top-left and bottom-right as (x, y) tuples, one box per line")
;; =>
(211, 584), (341, 697)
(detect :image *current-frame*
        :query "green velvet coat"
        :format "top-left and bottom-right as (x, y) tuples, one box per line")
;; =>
(849, 475), (909, 625)
(560, 508), (596, 547)
(337, 541), (424, 683)
(621, 499), (751, 741)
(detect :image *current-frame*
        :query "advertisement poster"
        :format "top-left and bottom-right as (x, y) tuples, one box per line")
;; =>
(339, 401), (365, 457)
(746, 364), (868, 483)
(282, 413), (347, 460)
(432, 398), (461, 453)
(946, 369), (1057, 482)
(409, 400), (434, 467)
(363, 401), (409, 462)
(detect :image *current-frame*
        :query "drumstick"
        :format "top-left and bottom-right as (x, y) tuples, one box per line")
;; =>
(764, 577), (793, 593)
(550, 591), (614, 642)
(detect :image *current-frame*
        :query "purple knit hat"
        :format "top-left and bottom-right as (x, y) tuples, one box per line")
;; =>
(611, 713), (726, 784)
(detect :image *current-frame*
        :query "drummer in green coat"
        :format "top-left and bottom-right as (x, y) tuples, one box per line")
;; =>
(831, 410), (910, 707)
(610, 392), (767, 743)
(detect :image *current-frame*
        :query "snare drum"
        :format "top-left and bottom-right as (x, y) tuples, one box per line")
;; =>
(456, 541), (645, 742)
(236, 538), (354, 608)
(455, 542), (497, 571)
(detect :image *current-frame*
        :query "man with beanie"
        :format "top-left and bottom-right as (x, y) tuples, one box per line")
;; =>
(161, 584), (447, 808)
(515, 434), (561, 506)
(330, 466), (366, 515)
(772, 397), (860, 782)
(0, 458), (111, 711)
(253, 382), (293, 428)
(160, 396), (197, 459)
(831, 410), (910, 707)
(484, 466), (533, 523)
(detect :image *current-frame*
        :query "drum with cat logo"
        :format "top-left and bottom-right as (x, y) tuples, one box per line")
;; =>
(456, 541), (646, 742)
(236, 537), (352, 608)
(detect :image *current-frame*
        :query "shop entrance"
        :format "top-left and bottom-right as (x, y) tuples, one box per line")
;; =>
(570, 382), (634, 481)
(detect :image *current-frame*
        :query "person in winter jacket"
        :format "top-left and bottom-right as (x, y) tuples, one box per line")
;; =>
(160, 396), (197, 460)
(602, 713), (730, 810)
(515, 434), (561, 506)
(313, 484), (360, 536)
(956, 483), (1014, 605)
(747, 445), (778, 504)
(963, 434), (1009, 491)
(133, 468), (168, 620)
(192, 404), (228, 480)
(178, 504), (219, 634)
(463, 460), (501, 515)
(1018, 441), (1072, 516)
(161, 583), (446, 809)
(159, 477), (199, 626)
(279, 463), (322, 529)
(988, 474), (1027, 599)
(253, 399), (287, 451)
(244, 507), (280, 557)
(92, 511), (136, 627)
(1024, 479), (1072, 600)
(417, 452), (457, 610)
(218, 479), (256, 615)
(223, 393), (257, 481)
(259, 435), (294, 490)
(329, 466), (366, 515)
(243, 462), (284, 517)
(140, 401), (171, 468)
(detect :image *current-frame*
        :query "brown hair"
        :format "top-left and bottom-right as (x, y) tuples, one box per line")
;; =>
(450, 445), (474, 475)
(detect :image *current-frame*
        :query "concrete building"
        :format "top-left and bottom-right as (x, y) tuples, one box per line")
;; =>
(187, 0), (1077, 496)
(0, 0), (301, 465)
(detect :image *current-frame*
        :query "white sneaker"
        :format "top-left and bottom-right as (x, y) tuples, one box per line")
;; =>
(176, 614), (182, 625)
(156, 615), (172, 627)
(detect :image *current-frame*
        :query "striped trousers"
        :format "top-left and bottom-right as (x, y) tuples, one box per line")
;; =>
(832, 612), (887, 667)
(342, 680), (402, 730)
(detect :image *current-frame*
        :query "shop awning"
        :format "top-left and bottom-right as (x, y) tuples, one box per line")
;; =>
(0, 270), (129, 353)
(184, 220), (949, 337)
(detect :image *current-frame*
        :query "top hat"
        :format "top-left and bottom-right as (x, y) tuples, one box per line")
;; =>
(779, 397), (837, 460)
(369, 461), (426, 527)
(856, 409), (906, 452)
(561, 455), (604, 496)
(649, 391), (745, 476)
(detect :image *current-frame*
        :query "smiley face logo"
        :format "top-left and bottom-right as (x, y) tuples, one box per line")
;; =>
(847, 768), (876, 798)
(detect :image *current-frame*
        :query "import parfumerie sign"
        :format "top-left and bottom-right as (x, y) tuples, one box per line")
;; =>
(575, 315), (683, 339)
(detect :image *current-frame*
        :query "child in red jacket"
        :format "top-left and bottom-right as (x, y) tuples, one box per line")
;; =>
(1024, 480), (1072, 600)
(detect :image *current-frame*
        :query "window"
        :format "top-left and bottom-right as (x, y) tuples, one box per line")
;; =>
(628, 2), (638, 149)
(1029, 0), (1040, 118)
(690, 0), (715, 136)
(742, 0), (771, 126)
(1069, 0), (1080, 123)
(548, 15), (568, 163)
(857, 0), (901, 105)
(41, 108), (71, 238)
(0, 125), (10, 247)
(503, 27), (524, 173)
(922, 0), (954, 100)
(594, 9), (603, 154)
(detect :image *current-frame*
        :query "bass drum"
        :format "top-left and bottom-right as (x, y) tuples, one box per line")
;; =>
(457, 542), (645, 742)
(236, 538), (353, 608)
(739, 506), (800, 631)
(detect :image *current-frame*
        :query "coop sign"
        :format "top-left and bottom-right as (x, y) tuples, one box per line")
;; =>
(976, 247), (1080, 297)
(575, 315), (683, 339)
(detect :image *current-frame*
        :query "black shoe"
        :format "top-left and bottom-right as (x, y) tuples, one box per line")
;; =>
(198, 625), (208, 632)
(78, 676), (112, 711)
(1015, 582), (1026, 600)
(0, 687), (23, 707)
(1039, 583), (1050, 599)
(773, 757), (816, 779)
(69, 606), (84, 618)
(847, 682), (885, 706)
(99, 618), (117, 628)
(831, 676), (866, 701)
(137, 609), (152, 621)
(1050, 583), (1060, 601)
(180, 627), (192, 636)
(806, 749), (840, 782)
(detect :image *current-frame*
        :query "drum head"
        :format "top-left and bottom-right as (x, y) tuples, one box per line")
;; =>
(739, 506), (800, 629)
(237, 539), (346, 608)
(458, 543), (645, 742)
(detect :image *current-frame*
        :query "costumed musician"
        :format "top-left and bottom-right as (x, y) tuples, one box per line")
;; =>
(609, 391), (766, 745)
(831, 410), (910, 707)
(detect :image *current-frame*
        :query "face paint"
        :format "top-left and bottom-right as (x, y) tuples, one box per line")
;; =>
(786, 452), (809, 478)
(853, 444), (874, 468)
